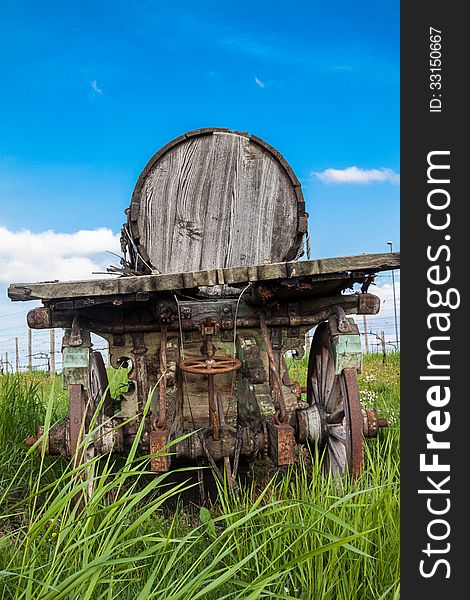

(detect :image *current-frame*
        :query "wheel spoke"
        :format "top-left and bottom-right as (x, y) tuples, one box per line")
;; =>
(326, 376), (341, 413)
(327, 405), (345, 424)
(328, 439), (346, 477)
(323, 352), (336, 407)
(328, 425), (347, 445)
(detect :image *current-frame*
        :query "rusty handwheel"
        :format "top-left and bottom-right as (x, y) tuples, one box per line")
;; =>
(179, 355), (241, 374)
(179, 354), (241, 445)
(306, 322), (364, 478)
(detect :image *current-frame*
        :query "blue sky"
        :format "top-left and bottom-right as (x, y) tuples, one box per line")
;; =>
(0, 0), (400, 366)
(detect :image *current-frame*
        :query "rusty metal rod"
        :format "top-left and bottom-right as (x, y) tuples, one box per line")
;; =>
(156, 325), (167, 429)
(258, 311), (288, 424)
(208, 374), (219, 440)
(204, 332), (220, 441)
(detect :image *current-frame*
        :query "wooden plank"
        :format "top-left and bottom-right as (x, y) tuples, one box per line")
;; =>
(8, 252), (400, 302)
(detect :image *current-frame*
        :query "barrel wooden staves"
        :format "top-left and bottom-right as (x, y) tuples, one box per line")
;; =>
(122, 128), (308, 275)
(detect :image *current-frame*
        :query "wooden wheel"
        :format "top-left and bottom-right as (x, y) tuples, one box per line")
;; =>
(306, 322), (364, 477)
(90, 351), (113, 416)
(70, 351), (111, 501)
(68, 383), (95, 502)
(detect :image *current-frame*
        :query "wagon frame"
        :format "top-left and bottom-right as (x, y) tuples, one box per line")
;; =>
(8, 128), (400, 493)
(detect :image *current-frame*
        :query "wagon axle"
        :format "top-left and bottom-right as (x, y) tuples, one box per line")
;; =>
(294, 404), (388, 446)
(24, 395), (387, 461)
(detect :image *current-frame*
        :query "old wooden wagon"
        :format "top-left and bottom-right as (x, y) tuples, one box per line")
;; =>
(9, 128), (399, 489)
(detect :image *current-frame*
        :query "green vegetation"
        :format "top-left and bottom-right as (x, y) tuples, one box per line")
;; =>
(0, 355), (400, 599)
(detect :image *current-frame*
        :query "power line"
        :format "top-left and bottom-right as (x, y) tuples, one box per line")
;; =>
(0, 310), (27, 318)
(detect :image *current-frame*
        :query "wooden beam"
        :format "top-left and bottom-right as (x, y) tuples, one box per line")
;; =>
(8, 252), (400, 303)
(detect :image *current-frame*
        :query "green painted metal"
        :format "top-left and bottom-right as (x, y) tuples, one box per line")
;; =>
(63, 346), (89, 368)
(62, 346), (90, 388)
(331, 318), (362, 374)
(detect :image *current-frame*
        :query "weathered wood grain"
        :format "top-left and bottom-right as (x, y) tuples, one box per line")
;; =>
(127, 129), (305, 274)
(8, 252), (400, 302)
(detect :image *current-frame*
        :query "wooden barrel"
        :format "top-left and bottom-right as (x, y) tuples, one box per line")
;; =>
(123, 128), (307, 275)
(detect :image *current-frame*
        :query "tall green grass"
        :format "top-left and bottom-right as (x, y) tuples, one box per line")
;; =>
(0, 355), (399, 599)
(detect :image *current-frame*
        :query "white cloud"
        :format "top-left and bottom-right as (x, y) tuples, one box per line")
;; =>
(0, 227), (121, 284)
(313, 166), (400, 184)
(91, 80), (103, 95)
(371, 281), (400, 313)
(254, 76), (265, 88)
(0, 226), (120, 370)
(360, 280), (400, 348)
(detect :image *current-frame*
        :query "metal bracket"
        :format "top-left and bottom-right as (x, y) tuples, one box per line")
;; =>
(266, 421), (295, 466)
(288, 303), (301, 327)
(180, 306), (192, 320)
(200, 317), (220, 336)
(150, 429), (171, 472)
(271, 327), (282, 351)
(69, 315), (83, 346)
(220, 305), (233, 318)
(332, 305), (356, 333)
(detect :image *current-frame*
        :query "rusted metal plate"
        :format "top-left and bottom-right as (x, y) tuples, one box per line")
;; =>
(266, 422), (295, 466)
(150, 430), (170, 472)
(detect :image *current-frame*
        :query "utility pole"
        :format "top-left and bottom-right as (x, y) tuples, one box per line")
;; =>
(50, 329), (56, 377)
(380, 330), (386, 364)
(387, 241), (399, 351)
(5, 352), (9, 374)
(362, 315), (369, 354)
(28, 327), (32, 371)
(15, 337), (19, 373)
